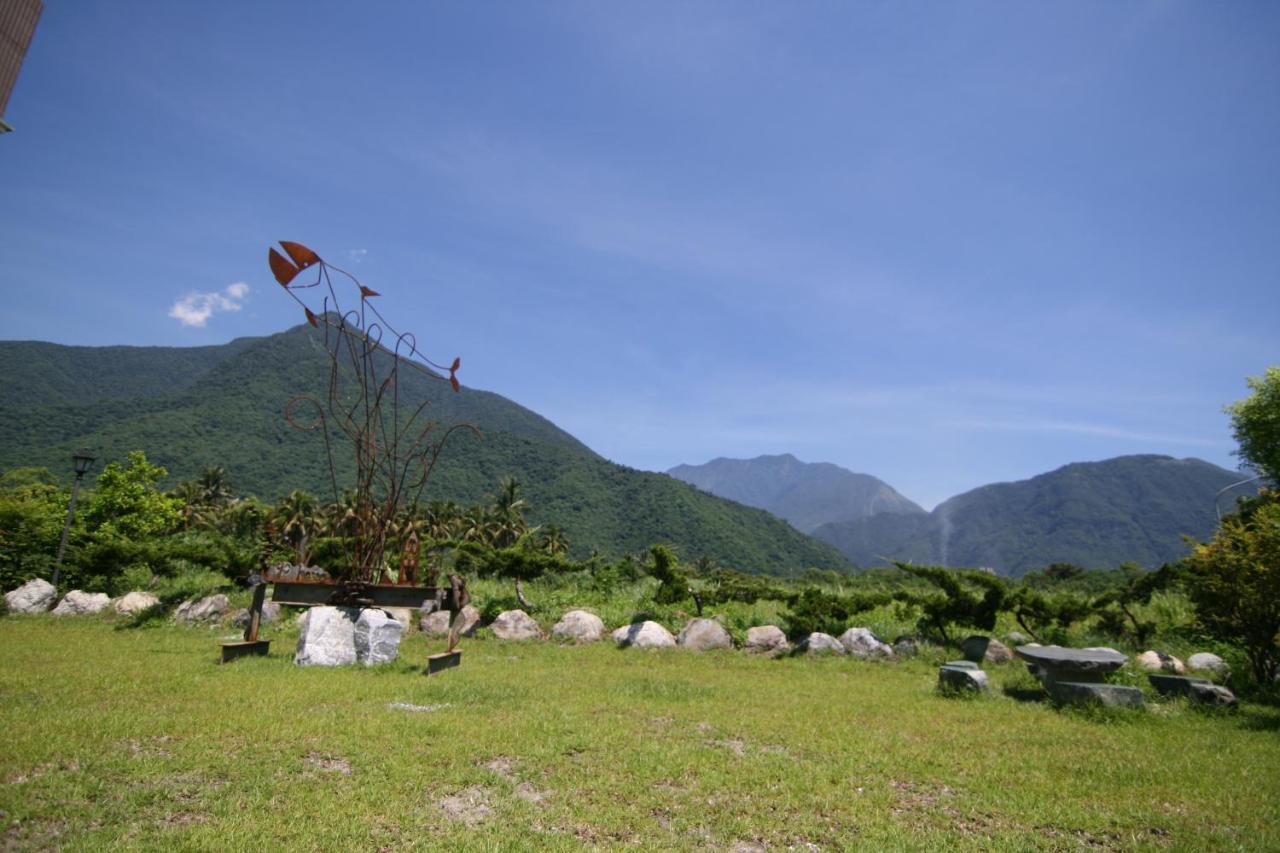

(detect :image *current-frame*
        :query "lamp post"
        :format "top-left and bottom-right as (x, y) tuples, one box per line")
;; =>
(52, 451), (96, 589)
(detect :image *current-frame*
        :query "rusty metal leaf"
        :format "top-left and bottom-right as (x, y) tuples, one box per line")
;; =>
(269, 248), (299, 286)
(359, 286), (380, 298)
(304, 307), (319, 327)
(280, 240), (320, 269)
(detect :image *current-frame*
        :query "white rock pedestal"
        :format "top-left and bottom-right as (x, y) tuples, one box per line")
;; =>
(354, 609), (404, 665)
(296, 606), (404, 666)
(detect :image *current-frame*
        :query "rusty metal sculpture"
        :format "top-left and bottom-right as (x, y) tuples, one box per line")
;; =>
(221, 240), (472, 672)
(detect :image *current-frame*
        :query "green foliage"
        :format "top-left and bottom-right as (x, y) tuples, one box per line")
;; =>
(647, 544), (698, 612)
(0, 473), (69, 590)
(1091, 562), (1178, 648)
(84, 451), (182, 540)
(1006, 586), (1092, 644)
(781, 586), (890, 639)
(892, 562), (1008, 645)
(1226, 366), (1280, 483)
(1183, 493), (1280, 685)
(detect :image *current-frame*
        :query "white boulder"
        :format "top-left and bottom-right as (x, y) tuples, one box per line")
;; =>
(1187, 652), (1229, 677)
(551, 610), (605, 643)
(113, 591), (160, 615)
(612, 621), (676, 649)
(51, 590), (111, 616)
(677, 618), (732, 651)
(174, 594), (230, 624)
(1135, 650), (1186, 674)
(797, 632), (846, 655)
(744, 625), (790, 656)
(354, 608), (404, 665)
(4, 579), (57, 614)
(838, 627), (892, 658)
(490, 609), (543, 641)
(295, 606), (358, 666)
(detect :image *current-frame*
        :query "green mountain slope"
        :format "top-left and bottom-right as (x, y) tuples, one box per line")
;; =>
(0, 325), (851, 575)
(812, 455), (1258, 576)
(669, 453), (925, 533)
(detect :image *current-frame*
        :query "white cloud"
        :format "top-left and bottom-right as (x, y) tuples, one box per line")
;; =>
(168, 281), (250, 327)
(345, 248), (368, 264)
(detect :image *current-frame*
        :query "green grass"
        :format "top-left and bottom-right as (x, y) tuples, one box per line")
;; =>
(2, 615), (1279, 851)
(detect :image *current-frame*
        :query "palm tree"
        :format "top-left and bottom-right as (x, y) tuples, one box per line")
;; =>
(272, 490), (319, 567)
(539, 523), (569, 556)
(197, 466), (233, 509)
(489, 477), (528, 550)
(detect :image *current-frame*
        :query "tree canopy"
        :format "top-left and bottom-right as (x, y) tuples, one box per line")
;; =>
(1227, 366), (1280, 483)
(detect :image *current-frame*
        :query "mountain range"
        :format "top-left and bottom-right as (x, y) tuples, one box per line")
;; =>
(672, 452), (1256, 576)
(0, 325), (851, 575)
(668, 454), (923, 533)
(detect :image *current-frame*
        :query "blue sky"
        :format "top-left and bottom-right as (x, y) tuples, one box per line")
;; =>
(1, 2), (1276, 508)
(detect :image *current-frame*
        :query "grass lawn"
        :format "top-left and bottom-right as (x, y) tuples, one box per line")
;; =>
(1, 615), (1278, 851)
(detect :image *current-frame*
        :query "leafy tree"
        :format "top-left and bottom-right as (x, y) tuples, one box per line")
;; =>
(782, 586), (890, 640)
(892, 562), (1008, 646)
(1091, 562), (1176, 647)
(1183, 493), (1280, 685)
(1226, 366), (1280, 483)
(648, 544), (701, 614)
(0, 473), (69, 589)
(1006, 585), (1092, 643)
(83, 451), (182, 540)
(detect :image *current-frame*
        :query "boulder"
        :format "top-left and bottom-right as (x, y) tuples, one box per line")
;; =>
(611, 621), (676, 649)
(938, 663), (990, 694)
(230, 601), (282, 629)
(744, 625), (790, 656)
(838, 627), (892, 658)
(490, 609), (543, 641)
(1187, 652), (1229, 678)
(1006, 631), (1029, 645)
(1135, 650), (1185, 674)
(551, 610), (605, 643)
(354, 608), (404, 665)
(960, 635), (992, 664)
(1189, 682), (1238, 708)
(51, 590), (111, 616)
(295, 606), (358, 666)
(677, 618), (732, 651)
(420, 605), (480, 637)
(174, 594), (230, 624)
(113, 591), (160, 615)
(984, 639), (1014, 664)
(892, 635), (920, 656)
(382, 607), (413, 630)
(796, 632), (846, 655)
(4, 579), (57, 614)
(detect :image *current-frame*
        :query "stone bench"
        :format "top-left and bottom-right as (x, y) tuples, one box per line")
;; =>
(1015, 645), (1143, 708)
(1148, 674), (1237, 708)
(938, 660), (990, 694)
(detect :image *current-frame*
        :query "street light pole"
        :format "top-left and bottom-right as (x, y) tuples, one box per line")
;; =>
(52, 451), (96, 590)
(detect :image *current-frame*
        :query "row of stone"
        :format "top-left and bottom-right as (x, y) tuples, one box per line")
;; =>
(4, 580), (162, 617)
(418, 605), (907, 658)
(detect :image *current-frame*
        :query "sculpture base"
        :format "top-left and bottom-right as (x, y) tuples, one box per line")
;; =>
(220, 640), (270, 664)
(426, 650), (462, 676)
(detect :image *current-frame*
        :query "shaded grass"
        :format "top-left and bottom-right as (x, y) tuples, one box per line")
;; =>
(2, 615), (1279, 851)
